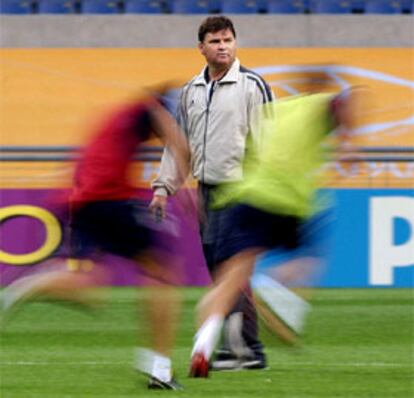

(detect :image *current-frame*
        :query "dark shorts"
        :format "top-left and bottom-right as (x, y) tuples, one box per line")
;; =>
(219, 204), (300, 264)
(202, 202), (301, 270)
(68, 200), (154, 260)
(256, 208), (334, 274)
(199, 183), (301, 270)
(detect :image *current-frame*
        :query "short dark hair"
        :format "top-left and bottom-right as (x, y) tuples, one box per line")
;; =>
(198, 16), (236, 43)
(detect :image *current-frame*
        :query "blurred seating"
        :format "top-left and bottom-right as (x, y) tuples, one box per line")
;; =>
(267, 0), (306, 13)
(124, 0), (164, 13)
(400, 0), (413, 12)
(364, 0), (403, 13)
(256, 0), (267, 12)
(171, 0), (209, 13)
(0, 0), (33, 13)
(81, 0), (120, 13)
(2, 0), (412, 15)
(221, 0), (258, 13)
(310, 0), (353, 13)
(38, 0), (77, 13)
(351, 0), (365, 11)
(208, 0), (221, 12)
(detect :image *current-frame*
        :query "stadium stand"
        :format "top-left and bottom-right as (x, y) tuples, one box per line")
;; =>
(80, 0), (120, 13)
(37, 0), (77, 13)
(267, 0), (307, 13)
(124, 0), (164, 13)
(351, 0), (365, 11)
(0, 0), (412, 14)
(256, 0), (267, 12)
(400, 0), (412, 11)
(208, 0), (221, 12)
(221, 0), (258, 13)
(364, 0), (403, 13)
(310, 0), (353, 13)
(170, 0), (209, 13)
(0, 0), (33, 13)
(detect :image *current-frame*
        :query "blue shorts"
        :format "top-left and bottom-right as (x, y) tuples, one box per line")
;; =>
(69, 200), (155, 260)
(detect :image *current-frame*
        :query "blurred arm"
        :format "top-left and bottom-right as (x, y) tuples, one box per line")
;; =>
(149, 103), (191, 218)
(151, 90), (190, 197)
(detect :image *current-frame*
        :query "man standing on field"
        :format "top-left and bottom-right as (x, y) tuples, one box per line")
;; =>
(150, 16), (274, 371)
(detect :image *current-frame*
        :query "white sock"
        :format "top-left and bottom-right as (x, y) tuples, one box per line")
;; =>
(191, 314), (224, 360)
(135, 348), (172, 382)
(252, 273), (311, 334)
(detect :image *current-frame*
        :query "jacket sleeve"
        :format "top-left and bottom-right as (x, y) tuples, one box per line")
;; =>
(151, 86), (190, 196)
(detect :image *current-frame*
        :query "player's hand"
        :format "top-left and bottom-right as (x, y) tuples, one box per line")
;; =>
(149, 195), (167, 222)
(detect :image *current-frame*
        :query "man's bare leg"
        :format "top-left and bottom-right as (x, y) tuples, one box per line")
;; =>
(134, 252), (182, 389)
(190, 249), (261, 377)
(1, 260), (107, 317)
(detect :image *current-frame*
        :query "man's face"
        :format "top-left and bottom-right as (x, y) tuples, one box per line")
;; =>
(198, 29), (236, 69)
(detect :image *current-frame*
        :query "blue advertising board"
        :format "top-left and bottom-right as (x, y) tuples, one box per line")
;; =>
(257, 189), (414, 288)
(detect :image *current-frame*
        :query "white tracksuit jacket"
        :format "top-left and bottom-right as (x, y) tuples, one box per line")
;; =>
(152, 58), (274, 196)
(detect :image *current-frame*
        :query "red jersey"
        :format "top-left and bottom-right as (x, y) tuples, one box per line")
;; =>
(70, 100), (154, 205)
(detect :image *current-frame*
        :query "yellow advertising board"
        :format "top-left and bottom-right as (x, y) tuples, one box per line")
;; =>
(0, 48), (413, 188)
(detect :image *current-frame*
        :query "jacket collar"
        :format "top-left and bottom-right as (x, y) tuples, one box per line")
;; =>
(194, 58), (240, 86)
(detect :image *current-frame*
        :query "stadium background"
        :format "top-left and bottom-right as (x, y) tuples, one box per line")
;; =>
(0, 14), (413, 287)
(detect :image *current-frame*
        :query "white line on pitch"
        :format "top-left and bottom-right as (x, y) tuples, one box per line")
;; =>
(0, 361), (410, 368)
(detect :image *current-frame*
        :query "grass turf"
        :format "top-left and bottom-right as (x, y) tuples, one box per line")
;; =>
(1, 288), (413, 397)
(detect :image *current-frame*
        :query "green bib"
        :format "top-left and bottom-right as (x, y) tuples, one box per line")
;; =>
(213, 93), (335, 218)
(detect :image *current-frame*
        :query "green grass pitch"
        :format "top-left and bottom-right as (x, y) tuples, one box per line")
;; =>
(1, 288), (413, 397)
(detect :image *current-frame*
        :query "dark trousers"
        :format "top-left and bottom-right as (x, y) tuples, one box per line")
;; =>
(198, 183), (264, 359)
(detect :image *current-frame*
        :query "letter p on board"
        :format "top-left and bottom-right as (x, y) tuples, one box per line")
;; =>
(369, 197), (414, 285)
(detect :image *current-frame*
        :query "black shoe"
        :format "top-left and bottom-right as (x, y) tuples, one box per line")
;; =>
(213, 349), (236, 361)
(211, 351), (267, 371)
(239, 357), (267, 369)
(147, 376), (184, 390)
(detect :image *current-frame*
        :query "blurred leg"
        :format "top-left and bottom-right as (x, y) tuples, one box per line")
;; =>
(1, 259), (107, 314)
(134, 252), (182, 388)
(191, 248), (260, 373)
(200, 195), (267, 369)
(198, 249), (259, 323)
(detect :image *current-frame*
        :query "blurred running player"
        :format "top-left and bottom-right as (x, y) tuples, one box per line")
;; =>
(1, 85), (190, 390)
(189, 87), (358, 377)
